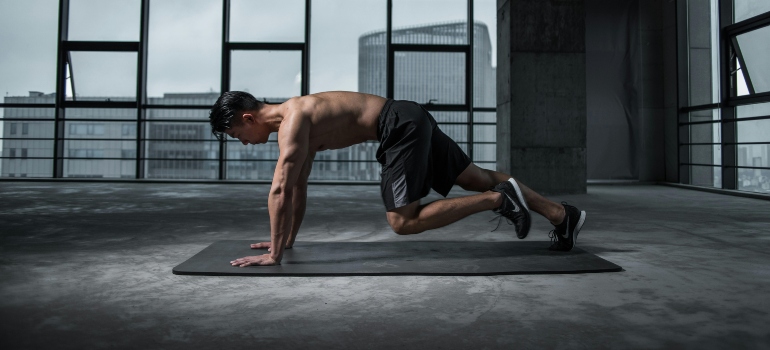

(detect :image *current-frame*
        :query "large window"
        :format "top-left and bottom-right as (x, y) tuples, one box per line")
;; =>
(679, 0), (770, 194)
(1, 0), (497, 181)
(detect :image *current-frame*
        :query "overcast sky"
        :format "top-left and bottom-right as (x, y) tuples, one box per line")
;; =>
(0, 0), (497, 102)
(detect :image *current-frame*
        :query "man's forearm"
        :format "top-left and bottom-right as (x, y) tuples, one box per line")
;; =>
(268, 189), (293, 262)
(286, 186), (307, 247)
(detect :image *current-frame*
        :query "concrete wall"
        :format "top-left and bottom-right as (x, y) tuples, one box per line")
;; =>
(498, 0), (678, 188)
(497, 0), (587, 195)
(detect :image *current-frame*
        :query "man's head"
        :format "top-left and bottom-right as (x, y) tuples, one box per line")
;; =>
(209, 91), (265, 141)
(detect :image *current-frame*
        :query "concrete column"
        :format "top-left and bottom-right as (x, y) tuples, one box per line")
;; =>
(639, 0), (672, 182)
(497, 0), (586, 194)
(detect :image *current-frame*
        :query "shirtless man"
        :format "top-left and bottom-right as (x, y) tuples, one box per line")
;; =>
(208, 91), (586, 267)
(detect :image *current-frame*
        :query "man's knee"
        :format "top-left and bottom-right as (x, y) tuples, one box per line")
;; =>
(388, 216), (413, 235)
(386, 201), (422, 235)
(386, 212), (420, 235)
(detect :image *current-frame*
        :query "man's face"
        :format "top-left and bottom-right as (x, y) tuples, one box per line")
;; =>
(225, 113), (268, 145)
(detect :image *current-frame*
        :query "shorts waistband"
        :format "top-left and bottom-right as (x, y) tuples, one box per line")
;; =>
(377, 98), (395, 142)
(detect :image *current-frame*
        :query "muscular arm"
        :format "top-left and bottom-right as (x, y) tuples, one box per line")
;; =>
(250, 151), (314, 251)
(267, 114), (309, 264)
(286, 151), (315, 248)
(231, 109), (310, 267)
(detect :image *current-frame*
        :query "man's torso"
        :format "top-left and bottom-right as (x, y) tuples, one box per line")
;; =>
(281, 91), (387, 152)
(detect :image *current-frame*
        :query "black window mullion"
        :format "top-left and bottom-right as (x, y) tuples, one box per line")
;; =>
(136, 0), (150, 179)
(303, 0), (311, 96)
(720, 0), (737, 190)
(219, 0), (231, 180)
(63, 41), (140, 52)
(386, 0), (393, 99)
(53, 0), (71, 178)
(467, 0), (474, 162)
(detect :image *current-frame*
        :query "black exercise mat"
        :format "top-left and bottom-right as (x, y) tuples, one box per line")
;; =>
(173, 240), (622, 276)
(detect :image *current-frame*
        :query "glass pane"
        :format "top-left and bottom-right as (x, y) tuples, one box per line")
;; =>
(310, 0), (386, 94)
(474, 0), (496, 108)
(737, 60), (750, 96)
(147, 109), (212, 121)
(68, 0), (140, 41)
(392, 0), (468, 44)
(474, 124), (496, 143)
(0, 0), (58, 101)
(148, 0), (221, 100)
(144, 122), (217, 141)
(737, 144), (770, 167)
(230, 51), (302, 100)
(3, 120), (55, 139)
(476, 162), (496, 171)
(738, 168), (770, 193)
(358, 30), (388, 97)
(688, 122), (721, 144)
(66, 52), (137, 101)
(147, 93), (220, 107)
(226, 140), (279, 160)
(430, 111), (466, 123)
(681, 108), (720, 124)
(687, 144), (722, 165)
(394, 52), (466, 104)
(736, 102), (770, 119)
(685, 165), (721, 188)
(145, 141), (219, 159)
(64, 140), (136, 159)
(226, 160), (275, 180)
(0, 138), (55, 158)
(734, 0), (770, 22)
(63, 159), (135, 178)
(737, 119), (770, 143)
(66, 108), (136, 120)
(66, 122), (134, 139)
(473, 143), (496, 162)
(230, 0), (305, 42)
(2, 159), (53, 178)
(473, 111), (495, 123)
(145, 160), (218, 179)
(437, 124), (467, 142)
(144, 117), (220, 176)
(687, 0), (720, 105)
(310, 147), (379, 181)
(309, 159), (380, 181)
(735, 26), (770, 94)
(1, 107), (55, 120)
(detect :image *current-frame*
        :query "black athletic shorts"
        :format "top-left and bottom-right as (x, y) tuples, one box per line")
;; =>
(376, 99), (472, 211)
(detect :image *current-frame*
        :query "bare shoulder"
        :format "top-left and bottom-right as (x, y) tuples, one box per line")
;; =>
(280, 96), (321, 118)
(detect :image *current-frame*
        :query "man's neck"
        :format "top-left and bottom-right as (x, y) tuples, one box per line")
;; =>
(255, 104), (284, 132)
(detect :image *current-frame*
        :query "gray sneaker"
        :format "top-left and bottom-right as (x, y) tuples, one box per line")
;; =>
(490, 179), (531, 239)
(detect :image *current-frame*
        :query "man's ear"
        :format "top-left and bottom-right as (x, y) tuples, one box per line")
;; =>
(241, 113), (255, 124)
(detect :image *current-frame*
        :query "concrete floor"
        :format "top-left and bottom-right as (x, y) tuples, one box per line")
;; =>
(1, 181), (769, 349)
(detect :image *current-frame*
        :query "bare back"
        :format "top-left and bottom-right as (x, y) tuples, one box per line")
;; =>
(278, 91), (386, 152)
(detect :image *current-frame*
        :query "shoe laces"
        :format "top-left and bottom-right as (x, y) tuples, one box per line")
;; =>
(489, 213), (513, 232)
(548, 229), (562, 249)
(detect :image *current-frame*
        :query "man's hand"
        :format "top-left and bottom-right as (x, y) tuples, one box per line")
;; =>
(250, 242), (293, 251)
(230, 254), (278, 267)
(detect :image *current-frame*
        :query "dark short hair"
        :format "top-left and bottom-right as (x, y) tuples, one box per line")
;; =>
(209, 91), (264, 141)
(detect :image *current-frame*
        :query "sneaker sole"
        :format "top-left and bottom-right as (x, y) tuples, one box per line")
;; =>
(573, 210), (586, 248)
(508, 178), (530, 212)
(508, 179), (532, 239)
